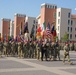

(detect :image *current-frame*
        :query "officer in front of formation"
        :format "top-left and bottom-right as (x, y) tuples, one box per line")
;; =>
(63, 43), (72, 65)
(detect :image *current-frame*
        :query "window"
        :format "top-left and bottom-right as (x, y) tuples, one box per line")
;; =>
(71, 20), (73, 25)
(75, 34), (76, 38)
(53, 6), (54, 8)
(75, 28), (76, 31)
(24, 20), (25, 22)
(58, 19), (60, 24)
(70, 34), (72, 39)
(55, 6), (57, 9)
(45, 5), (47, 8)
(47, 5), (49, 8)
(50, 5), (52, 8)
(70, 27), (72, 32)
(68, 27), (69, 32)
(58, 26), (59, 31)
(58, 12), (60, 17)
(68, 13), (70, 18)
(54, 12), (56, 19)
(68, 20), (70, 25)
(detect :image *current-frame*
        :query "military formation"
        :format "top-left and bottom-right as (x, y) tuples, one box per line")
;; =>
(0, 39), (76, 64)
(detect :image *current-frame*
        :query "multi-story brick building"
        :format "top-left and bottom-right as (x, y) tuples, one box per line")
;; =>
(1, 18), (11, 39)
(38, 3), (57, 26)
(14, 13), (26, 38)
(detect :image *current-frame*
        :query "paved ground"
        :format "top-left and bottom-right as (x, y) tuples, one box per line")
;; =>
(0, 51), (76, 75)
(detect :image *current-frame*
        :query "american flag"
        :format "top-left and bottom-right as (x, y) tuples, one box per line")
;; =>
(46, 27), (52, 38)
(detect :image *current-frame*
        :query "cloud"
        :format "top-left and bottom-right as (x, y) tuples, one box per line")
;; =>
(75, 8), (76, 10)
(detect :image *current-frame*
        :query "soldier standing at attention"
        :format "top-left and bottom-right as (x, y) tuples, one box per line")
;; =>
(63, 43), (72, 65)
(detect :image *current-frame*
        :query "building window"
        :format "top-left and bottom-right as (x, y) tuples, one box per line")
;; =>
(53, 6), (54, 8)
(58, 12), (60, 17)
(70, 27), (72, 32)
(68, 27), (69, 32)
(70, 34), (72, 39)
(45, 5), (47, 8)
(47, 5), (49, 8)
(75, 28), (76, 31)
(58, 19), (60, 24)
(68, 20), (70, 25)
(71, 20), (73, 25)
(54, 12), (56, 19)
(58, 26), (59, 31)
(50, 5), (52, 8)
(68, 13), (70, 18)
(24, 20), (25, 22)
(75, 34), (76, 38)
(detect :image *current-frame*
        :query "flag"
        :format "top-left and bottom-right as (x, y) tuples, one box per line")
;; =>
(51, 25), (54, 32)
(43, 22), (46, 30)
(46, 27), (52, 38)
(47, 22), (50, 30)
(53, 30), (56, 37)
(36, 25), (42, 39)
(20, 24), (22, 35)
(24, 22), (28, 33)
(51, 22), (57, 39)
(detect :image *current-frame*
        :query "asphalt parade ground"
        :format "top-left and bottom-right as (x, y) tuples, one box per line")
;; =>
(0, 51), (76, 75)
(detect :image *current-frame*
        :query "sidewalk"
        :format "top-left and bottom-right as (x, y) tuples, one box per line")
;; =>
(0, 51), (76, 75)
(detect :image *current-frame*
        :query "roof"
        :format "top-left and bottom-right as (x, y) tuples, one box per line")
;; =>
(36, 14), (41, 19)
(71, 14), (76, 19)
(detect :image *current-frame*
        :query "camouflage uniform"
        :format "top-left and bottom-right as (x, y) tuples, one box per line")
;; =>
(3, 41), (8, 56)
(29, 42), (34, 58)
(15, 42), (18, 55)
(18, 42), (21, 58)
(0, 42), (3, 57)
(36, 42), (41, 60)
(41, 41), (47, 61)
(63, 43), (72, 64)
(23, 42), (27, 58)
(55, 42), (60, 60)
(51, 42), (56, 60)
(33, 41), (36, 58)
(11, 41), (16, 56)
